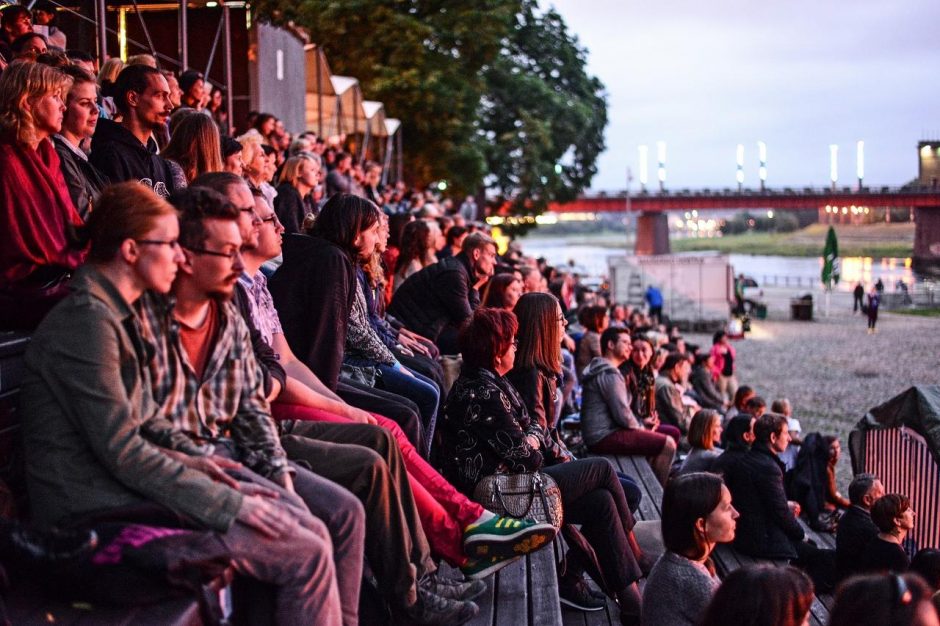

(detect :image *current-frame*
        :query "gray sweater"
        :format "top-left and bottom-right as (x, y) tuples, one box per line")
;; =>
(677, 447), (723, 475)
(580, 356), (641, 446)
(641, 551), (719, 626)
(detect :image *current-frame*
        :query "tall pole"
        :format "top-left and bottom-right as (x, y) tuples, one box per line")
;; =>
(222, 4), (233, 133)
(638, 145), (648, 192)
(758, 141), (767, 192)
(856, 140), (865, 191)
(626, 167), (633, 252)
(736, 144), (744, 192)
(315, 48), (323, 137)
(179, 0), (188, 71)
(657, 141), (666, 192)
(830, 144), (839, 193)
(96, 0), (107, 64)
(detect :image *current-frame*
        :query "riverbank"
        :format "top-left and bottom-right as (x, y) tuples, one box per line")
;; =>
(520, 222), (915, 258)
(672, 223), (914, 257)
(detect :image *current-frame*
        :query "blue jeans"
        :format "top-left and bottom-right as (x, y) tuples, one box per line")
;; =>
(376, 364), (440, 454)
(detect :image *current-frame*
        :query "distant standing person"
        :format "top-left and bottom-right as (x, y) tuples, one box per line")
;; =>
(709, 331), (737, 406)
(645, 284), (663, 324)
(867, 286), (881, 334)
(853, 282), (865, 313)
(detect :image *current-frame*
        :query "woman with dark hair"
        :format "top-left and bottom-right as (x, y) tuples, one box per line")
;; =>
(712, 414), (756, 477)
(725, 384), (756, 423)
(510, 292), (644, 513)
(441, 308), (648, 620)
(0, 62), (86, 330)
(621, 336), (682, 444)
(439, 224), (467, 259)
(911, 549), (940, 593)
(575, 304), (609, 377)
(482, 273), (523, 311)
(393, 220), (436, 292)
(700, 565), (814, 626)
(53, 65), (108, 219)
(268, 193), (431, 454)
(864, 493), (915, 573)
(829, 573), (939, 626)
(642, 472), (738, 626)
(677, 409), (723, 475)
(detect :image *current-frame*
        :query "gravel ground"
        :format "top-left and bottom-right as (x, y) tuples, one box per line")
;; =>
(686, 309), (940, 487)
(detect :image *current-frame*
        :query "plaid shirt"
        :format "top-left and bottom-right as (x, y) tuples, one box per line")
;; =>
(137, 292), (289, 479)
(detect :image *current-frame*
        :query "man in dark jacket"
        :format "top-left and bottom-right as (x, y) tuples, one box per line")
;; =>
(90, 64), (176, 197)
(388, 231), (497, 354)
(724, 412), (806, 559)
(836, 473), (884, 579)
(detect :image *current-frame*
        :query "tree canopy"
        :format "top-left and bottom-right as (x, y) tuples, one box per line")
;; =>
(252, 0), (607, 221)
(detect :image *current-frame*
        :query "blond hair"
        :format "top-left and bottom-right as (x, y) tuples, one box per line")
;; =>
(97, 57), (124, 86)
(125, 53), (157, 68)
(0, 61), (72, 146)
(236, 131), (264, 175)
(277, 153), (319, 188)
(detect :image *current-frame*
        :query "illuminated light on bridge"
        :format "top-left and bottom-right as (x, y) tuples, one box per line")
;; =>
(736, 144), (745, 190)
(758, 141), (768, 191)
(830, 144), (839, 191)
(657, 141), (667, 190)
(638, 145), (649, 190)
(857, 140), (865, 189)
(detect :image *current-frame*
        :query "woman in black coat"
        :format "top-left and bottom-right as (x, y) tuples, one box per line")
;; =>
(440, 308), (648, 620)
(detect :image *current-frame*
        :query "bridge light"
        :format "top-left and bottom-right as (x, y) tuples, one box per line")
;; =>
(857, 140), (864, 189)
(758, 141), (767, 190)
(638, 145), (649, 188)
(830, 145), (839, 190)
(736, 144), (744, 189)
(767, 210), (774, 219)
(657, 141), (666, 189)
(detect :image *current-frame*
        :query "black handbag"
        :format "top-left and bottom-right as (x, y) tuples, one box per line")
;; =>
(472, 471), (563, 529)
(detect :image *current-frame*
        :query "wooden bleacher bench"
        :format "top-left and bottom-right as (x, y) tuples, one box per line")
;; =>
(0, 331), (233, 625)
(594, 452), (835, 626)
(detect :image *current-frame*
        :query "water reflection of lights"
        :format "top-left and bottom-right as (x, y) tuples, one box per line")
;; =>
(825, 256), (916, 292)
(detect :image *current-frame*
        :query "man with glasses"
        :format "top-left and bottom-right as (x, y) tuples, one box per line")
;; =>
(389, 231), (498, 354)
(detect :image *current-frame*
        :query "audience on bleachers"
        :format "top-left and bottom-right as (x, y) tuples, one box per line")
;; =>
(2, 44), (938, 626)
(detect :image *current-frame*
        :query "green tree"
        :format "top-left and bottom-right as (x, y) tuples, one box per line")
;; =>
(251, 0), (516, 192)
(480, 0), (607, 231)
(251, 0), (607, 222)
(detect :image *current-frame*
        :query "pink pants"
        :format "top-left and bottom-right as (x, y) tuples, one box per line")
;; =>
(272, 402), (483, 566)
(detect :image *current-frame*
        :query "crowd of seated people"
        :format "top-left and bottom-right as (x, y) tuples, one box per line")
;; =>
(2, 16), (939, 626)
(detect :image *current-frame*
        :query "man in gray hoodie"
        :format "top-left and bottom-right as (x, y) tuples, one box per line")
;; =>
(580, 327), (676, 485)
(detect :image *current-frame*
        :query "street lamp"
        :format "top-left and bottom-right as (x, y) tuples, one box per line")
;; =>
(856, 140), (864, 190)
(758, 141), (767, 192)
(657, 141), (666, 192)
(736, 144), (744, 192)
(638, 145), (648, 192)
(829, 144), (838, 192)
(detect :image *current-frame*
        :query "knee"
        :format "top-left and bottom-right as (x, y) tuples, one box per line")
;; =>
(662, 436), (678, 456)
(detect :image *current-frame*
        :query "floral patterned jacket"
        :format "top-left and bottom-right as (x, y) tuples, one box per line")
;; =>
(440, 366), (553, 495)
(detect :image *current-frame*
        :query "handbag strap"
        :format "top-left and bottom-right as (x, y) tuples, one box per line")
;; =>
(494, 475), (538, 519)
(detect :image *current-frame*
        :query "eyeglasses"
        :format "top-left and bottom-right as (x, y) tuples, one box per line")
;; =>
(260, 213), (280, 226)
(136, 239), (181, 250)
(182, 245), (240, 260)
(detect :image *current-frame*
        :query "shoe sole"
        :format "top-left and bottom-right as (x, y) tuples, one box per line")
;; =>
(461, 555), (522, 580)
(559, 596), (607, 612)
(464, 525), (556, 558)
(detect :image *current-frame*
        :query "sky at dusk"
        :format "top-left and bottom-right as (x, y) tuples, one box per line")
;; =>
(545, 0), (940, 192)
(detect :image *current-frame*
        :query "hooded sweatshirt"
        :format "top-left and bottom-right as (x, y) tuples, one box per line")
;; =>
(89, 118), (176, 198)
(580, 356), (642, 446)
(267, 232), (357, 391)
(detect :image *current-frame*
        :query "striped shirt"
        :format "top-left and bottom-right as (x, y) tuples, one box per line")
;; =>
(137, 292), (289, 479)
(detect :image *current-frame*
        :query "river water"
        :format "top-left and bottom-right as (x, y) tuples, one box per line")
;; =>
(517, 237), (923, 293)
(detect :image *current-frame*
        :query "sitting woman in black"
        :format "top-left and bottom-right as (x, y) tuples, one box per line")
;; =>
(863, 493), (914, 573)
(440, 307), (647, 622)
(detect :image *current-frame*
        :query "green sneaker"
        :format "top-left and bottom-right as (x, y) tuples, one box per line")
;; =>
(460, 554), (522, 580)
(463, 516), (556, 559)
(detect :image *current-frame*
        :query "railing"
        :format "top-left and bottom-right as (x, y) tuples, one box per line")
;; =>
(593, 184), (940, 199)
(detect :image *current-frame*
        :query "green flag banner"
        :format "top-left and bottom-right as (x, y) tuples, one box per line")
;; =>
(821, 226), (840, 288)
